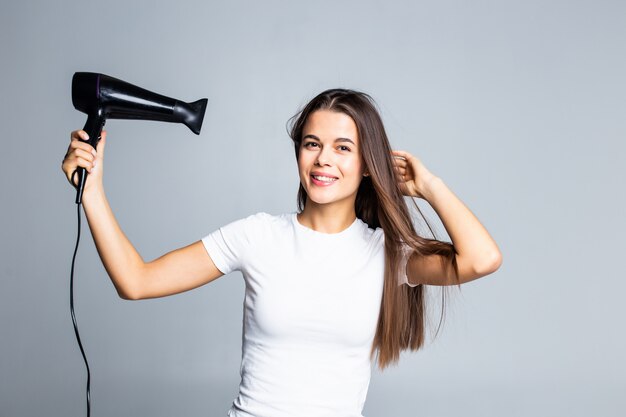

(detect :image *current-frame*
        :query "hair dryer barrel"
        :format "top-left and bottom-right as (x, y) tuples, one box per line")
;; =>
(72, 72), (208, 134)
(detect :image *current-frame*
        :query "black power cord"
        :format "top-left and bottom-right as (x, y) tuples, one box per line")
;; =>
(70, 169), (91, 417)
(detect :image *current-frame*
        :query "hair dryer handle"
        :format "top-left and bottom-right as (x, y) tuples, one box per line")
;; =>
(75, 111), (106, 204)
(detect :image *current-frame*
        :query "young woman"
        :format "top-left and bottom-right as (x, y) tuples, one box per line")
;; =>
(62, 88), (502, 417)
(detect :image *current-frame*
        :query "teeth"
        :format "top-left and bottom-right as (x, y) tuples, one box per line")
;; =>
(313, 175), (337, 182)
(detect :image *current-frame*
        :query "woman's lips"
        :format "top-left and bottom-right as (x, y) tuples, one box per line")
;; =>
(310, 174), (338, 186)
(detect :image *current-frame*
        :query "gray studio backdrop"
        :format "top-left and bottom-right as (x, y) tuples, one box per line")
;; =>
(1, 1), (624, 416)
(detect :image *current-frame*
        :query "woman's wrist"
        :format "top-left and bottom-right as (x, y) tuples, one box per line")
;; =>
(81, 184), (106, 205)
(419, 175), (443, 201)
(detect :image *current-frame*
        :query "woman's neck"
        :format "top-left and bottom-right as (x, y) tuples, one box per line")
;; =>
(297, 203), (357, 234)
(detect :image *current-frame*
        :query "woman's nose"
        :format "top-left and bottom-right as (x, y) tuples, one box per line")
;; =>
(315, 147), (332, 166)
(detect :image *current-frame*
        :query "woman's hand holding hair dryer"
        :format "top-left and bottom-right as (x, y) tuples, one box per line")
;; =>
(62, 129), (107, 196)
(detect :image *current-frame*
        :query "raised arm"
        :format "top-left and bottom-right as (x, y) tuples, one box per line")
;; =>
(392, 150), (502, 286)
(62, 130), (223, 300)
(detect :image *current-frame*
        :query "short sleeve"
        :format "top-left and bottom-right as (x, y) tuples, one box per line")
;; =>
(398, 242), (419, 287)
(201, 212), (265, 275)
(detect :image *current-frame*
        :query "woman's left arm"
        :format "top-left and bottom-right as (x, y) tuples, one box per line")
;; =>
(392, 150), (502, 286)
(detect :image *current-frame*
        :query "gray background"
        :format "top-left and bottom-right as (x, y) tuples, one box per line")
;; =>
(1, 0), (624, 416)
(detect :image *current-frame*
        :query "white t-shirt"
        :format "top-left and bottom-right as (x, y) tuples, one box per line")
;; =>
(202, 212), (416, 417)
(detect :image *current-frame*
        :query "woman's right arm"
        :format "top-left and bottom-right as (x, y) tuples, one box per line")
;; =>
(62, 130), (224, 300)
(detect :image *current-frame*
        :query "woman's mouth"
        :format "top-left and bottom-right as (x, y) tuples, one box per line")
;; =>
(311, 174), (338, 186)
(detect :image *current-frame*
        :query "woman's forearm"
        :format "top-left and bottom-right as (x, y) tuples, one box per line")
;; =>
(81, 187), (145, 299)
(422, 176), (502, 274)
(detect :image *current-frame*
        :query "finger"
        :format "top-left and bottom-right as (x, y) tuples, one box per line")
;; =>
(392, 150), (419, 165)
(74, 156), (95, 173)
(396, 168), (410, 180)
(393, 158), (408, 169)
(392, 150), (411, 159)
(395, 172), (407, 182)
(67, 167), (85, 187)
(395, 166), (407, 175)
(71, 130), (90, 142)
(65, 140), (98, 161)
(69, 131), (95, 157)
(67, 167), (81, 186)
(72, 148), (96, 163)
(65, 157), (94, 184)
(69, 138), (97, 157)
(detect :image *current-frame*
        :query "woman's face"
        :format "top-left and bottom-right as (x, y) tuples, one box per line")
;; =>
(298, 109), (366, 211)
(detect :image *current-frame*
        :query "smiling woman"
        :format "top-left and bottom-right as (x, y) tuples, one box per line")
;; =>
(296, 110), (366, 217)
(286, 89), (501, 370)
(61, 88), (501, 417)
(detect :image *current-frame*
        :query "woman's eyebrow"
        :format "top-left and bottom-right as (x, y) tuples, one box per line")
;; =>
(303, 134), (356, 145)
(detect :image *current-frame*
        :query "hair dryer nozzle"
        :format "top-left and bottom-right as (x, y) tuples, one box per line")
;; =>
(174, 99), (208, 135)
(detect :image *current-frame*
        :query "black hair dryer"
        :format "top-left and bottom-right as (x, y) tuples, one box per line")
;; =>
(71, 72), (208, 204)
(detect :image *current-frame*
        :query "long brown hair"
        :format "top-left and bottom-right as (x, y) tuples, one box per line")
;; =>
(287, 88), (459, 370)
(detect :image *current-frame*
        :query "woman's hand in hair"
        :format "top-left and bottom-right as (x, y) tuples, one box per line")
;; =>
(391, 150), (438, 200)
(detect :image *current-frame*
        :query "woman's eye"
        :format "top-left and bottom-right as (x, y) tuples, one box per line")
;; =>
(303, 142), (350, 152)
